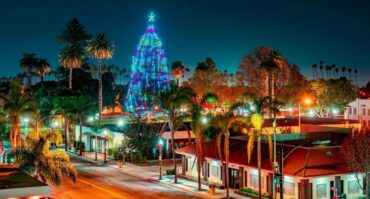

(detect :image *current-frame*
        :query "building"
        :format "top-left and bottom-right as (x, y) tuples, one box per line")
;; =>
(0, 165), (49, 198)
(345, 98), (370, 130)
(176, 135), (366, 199)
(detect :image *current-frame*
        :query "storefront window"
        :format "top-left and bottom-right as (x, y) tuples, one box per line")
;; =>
(316, 184), (327, 198)
(348, 180), (359, 194)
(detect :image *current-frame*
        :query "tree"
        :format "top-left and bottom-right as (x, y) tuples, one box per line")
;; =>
(310, 78), (358, 117)
(245, 96), (273, 199)
(70, 95), (94, 156)
(35, 58), (51, 84)
(51, 96), (75, 151)
(311, 64), (317, 79)
(335, 67), (339, 78)
(319, 60), (324, 78)
(177, 86), (218, 191)
(125, 14), (170, 113)
(19, 53), (37, 87)
(341, 132), (370, 199)
(171, 61), (185, 86)
(0, 81), (37, 149)
(212, 103), (249, 198)
(348, 68), (352, 80)
(58, 17), (91, 46)
(354, 69), (358, 85)
(341, 66), (347, 78)
(12, 130), (77, 185)
(86, 33), (114, 122)
(58, 45), (84, 89)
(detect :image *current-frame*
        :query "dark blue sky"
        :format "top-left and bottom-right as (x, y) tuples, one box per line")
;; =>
(1, 0), (370, 85)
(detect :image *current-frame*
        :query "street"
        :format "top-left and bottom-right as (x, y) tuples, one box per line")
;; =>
(51, 156), (202, 199)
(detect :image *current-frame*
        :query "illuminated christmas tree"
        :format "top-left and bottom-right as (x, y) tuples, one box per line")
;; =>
(125, 12), (170, 113)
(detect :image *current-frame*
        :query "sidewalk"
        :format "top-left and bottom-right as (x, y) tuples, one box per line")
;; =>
(70, 151), (248, 199)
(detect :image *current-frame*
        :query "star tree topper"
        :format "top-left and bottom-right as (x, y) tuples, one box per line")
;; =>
(148, 12), (155, 23)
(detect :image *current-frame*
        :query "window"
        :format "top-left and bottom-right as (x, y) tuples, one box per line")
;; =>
(349, 108), (352, 114)
(354, 108), (357, 115)
(368, 109), (370, 116)
(316, 184), (327, 198)
(363, 108), (366, 115)
(348, 180), (359, 194)
(244, 171), (248, 188)
(211, 165), (220, 178)
(187, 158), (194, 172)
(249, 174), (263, 189)
(284, 182), (295, 196)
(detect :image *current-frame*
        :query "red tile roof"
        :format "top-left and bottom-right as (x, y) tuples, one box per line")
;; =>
(176, 138), (351, 177)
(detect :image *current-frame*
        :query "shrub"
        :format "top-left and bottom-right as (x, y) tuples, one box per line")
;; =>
(166, 168), (175, 175)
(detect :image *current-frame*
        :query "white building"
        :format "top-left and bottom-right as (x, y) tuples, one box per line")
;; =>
(345, 98), (370, 130)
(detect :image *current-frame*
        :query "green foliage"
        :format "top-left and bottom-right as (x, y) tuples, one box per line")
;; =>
(240, 188), (269, 197)
(166, 168), (176, 175)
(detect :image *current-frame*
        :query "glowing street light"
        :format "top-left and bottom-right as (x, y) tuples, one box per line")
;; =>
(332, 108), (339, 116)
(23, 117), (30, 136)
(201, 116), (208, 124)
(52, 121), (59, 128)
(118, 120), (125, 127)
(299, 98), (312, 132)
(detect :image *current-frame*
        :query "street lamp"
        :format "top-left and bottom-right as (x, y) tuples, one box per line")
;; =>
(117, 119), (124, 127)
(103, 130), (108, 164)
(332, 108), (339, 118)
(23, 118), (30, 136)
(201, 116), (208, 124)
(158, 139), (163, 180)
(298, 98), (312, 132)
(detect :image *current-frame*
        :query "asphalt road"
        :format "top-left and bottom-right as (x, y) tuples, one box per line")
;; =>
(51, 156), (202, 199)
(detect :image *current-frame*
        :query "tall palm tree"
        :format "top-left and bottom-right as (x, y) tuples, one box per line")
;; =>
(331, 64), (336, 78)
(348, 68), (352, 80)
(19, 53), (37, 87)
(185, 68), (190, 80)
(86, 33), (114, 122)
(311, 64), (317, 79)
(0, 81), (37, 149)
(51, 96), (75, 151)
(319, 60), (324, 78)
(341, 66), (347, 78)
(354, 69), (358, 85)
(58, 17), (91, 46)
(35, 58), (51, 85)
(155, 83), (185, 183)
(325, 65), (331, 79)
(58, 45), (84, 89)
(70, 95), (94, 156)
(12, 130), (77, 185)
(178, 87), (218, 191)
(335, 68), (339, 78)
(171, 61), (185, 86)
(259, 50), (286, 99)
(212, 103), (249, 199)
(245, 96), (273, 199)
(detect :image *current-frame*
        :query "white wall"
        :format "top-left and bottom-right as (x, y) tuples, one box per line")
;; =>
(207, 159), (223, 185)
(346, 98), (370, 129)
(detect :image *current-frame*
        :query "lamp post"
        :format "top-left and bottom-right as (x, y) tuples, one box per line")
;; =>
(103, 130), (108, 164)
(23, 118), (29, 136)
(158, 139), (163, 180)
(298, 98), (312, 132)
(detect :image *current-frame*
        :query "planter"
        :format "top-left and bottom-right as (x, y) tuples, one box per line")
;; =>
(235, 190), (271, 199)
(209, 184), (216, 195)
(118, 161), (122, 168)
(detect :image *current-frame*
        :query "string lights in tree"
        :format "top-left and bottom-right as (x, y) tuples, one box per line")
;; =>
(125, 12), (170, 114)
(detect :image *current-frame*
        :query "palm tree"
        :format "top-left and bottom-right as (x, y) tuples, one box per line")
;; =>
(331, 64), (336, 78)
(0, 81), (37, 149)
(178, 87), (218, 191)
(319, 60), (324, 78)
(70, 95), (94, 156)
(19, 53), (37, 87)
(58, 45), (84, 89)
(348, 68), (352, 80)
(259, 50), (286, 99)
(212, 103), (249, 199)
(311, 64), (317, 79)
(325, 65), (331, 79)
(341, 66), (346, 78)
(58, 17), (91, 46)
(354, 69), (358, 85)
(335, 68), (339, 78)
(12, 130), (77, 185)
(86, 33), (114, 122)
(245, 96), (273, 199)
(35, 58), (51, 85)
(51, 96), (75, 151)
(171, 61), (185, 86)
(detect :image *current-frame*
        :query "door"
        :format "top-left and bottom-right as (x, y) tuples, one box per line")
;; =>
(229, 168), (240, 189)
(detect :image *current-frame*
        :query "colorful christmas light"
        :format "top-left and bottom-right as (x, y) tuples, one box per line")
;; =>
(125, 13), (170, 114)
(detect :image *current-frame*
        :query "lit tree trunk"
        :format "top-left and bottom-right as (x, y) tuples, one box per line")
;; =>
(225, 131), (230, 199)
(258, 134), (262, 199)
(170, 117), (177, 183)
(40, 75), (44, 86)
(69, 68), (73, 89)
(95, 135), (98, 161)
(64, 116), (69, 151)
(195, 126), (203, 191)
(79, 118), (83, 156)
(98, 59), (103, 122)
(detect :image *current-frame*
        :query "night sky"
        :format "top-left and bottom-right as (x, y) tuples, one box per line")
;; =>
(1, 0), (370, 85)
